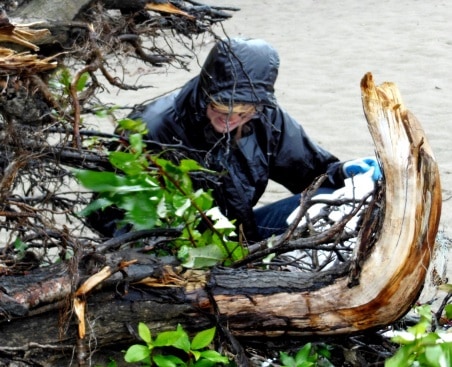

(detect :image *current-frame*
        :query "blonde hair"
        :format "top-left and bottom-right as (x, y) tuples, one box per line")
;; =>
(209, 101), (256, 115)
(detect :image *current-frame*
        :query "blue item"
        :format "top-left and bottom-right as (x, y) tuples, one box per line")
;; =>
(342, 157), (382, 181)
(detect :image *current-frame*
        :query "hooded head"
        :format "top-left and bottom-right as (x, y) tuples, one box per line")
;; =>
(199, 38), (280, 108)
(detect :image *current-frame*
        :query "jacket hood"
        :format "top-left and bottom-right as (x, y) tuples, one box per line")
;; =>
(199, 38), (280, 107)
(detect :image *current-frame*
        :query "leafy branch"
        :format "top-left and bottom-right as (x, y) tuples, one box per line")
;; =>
(75, 121), (247, 268)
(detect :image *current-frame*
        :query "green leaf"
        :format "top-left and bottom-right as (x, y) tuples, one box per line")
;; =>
(439, 343), (452, 365)
(316, 344), (332, 360)
(279, 351), (295, 367)
(223, 240), (248, 263)
(422, 344), (443, 367)
(445, 304), (452, 320)
(128, 133), (145, 155)
(154, 325), (190, 353)
(76, 72), (90, 91)
(190, 189), (213, 211)
(59, 68), (71, 89)
(122, 191), (161, 230)
(76, 197), (113, 217)
(94, 109), (109, 118)
(178, 159), (204, 172)
(414, 305), (433, 325)
(153, 354), (186, 367)
(117, 118), (148, 134)
(191, 327), (216, 350)
(295, 343), (312, 364)
(198, 350), (229, 364)
(385, 345), (415, 367)
(419, 332), (441, 345)
(124, 344), (150, 363)
(173, 196), (192, 217)
(74, 170), (132, 193)
(180, 244), (225, 269)
(13, 238), (28, 255)
(138, 322), (152, 345)
(191, 350), (202, 361)
(109, 151), (147, 176)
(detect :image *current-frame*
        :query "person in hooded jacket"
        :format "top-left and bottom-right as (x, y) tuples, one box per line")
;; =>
(125, 37), (381, 242)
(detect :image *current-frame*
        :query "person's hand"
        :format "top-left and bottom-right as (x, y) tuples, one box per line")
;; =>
(342, 157), (382, 181)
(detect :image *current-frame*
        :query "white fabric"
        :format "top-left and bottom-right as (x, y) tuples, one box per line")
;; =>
(286, 169), (376, 231)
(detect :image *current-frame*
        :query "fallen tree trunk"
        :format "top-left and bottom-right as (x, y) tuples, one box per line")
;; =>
(0, 73), (442, 365)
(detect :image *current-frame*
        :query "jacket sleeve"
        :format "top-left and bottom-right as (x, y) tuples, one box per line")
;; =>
(269, 108), (345, 193)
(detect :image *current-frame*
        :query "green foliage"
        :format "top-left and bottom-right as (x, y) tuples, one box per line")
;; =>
(13, 238), (28, 259)
(48, 67), (92, 126)
(445, 304), (452, 320)
(277, 343), (334, 367)
(385, 305), (452, 367)
(123, 323), (230, 366)
(75, 121), (247, 268)
(49, 67), (90, 95)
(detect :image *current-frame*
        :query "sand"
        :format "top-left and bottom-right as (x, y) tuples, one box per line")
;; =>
(99, 1), (451, 284)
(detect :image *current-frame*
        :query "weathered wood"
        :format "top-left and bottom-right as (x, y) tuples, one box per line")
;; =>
(206, 73), (442, 336)
(0, 73), (442, 364)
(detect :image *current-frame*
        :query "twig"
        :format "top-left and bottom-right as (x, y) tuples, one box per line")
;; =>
(96, 228), (182, 253)
(434, 292), (452, 330)
(69, 58), (102, 149)
(236, 177), (371, 267)
(0, 343), (73, 352)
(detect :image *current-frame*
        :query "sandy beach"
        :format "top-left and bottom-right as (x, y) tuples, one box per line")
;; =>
(100, 1), (451, 286)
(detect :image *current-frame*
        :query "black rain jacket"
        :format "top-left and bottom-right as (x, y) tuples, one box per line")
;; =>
(131, 38), (345, 240)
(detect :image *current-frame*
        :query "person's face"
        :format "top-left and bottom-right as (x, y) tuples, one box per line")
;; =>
(206, 103), (256, 133)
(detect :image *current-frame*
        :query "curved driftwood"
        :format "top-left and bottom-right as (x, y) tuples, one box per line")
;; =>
(206, 72), (442, 336)
(0, 73), (442, 364)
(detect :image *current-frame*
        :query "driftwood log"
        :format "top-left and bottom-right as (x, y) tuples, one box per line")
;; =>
(201, 72), (442, 338)
(0, 72), (442, 365)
